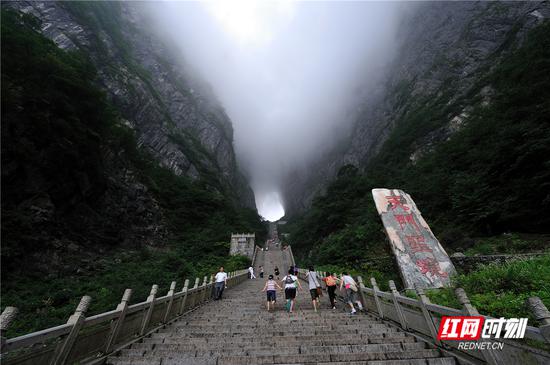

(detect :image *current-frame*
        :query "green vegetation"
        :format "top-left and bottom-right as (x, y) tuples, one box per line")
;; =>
(1, 8), (114, 259)
(1, 9), (265, 337)
(285, 165), (398, 288)
(425, 254), (550, 322)
(1, 251), (250, 338)
(463, 233), (549, 256)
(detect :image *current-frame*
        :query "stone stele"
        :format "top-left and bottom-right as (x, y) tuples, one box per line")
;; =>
(372, 188), (456, 289)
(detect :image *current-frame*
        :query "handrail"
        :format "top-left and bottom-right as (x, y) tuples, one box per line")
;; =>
(251, 245), (260, 266)
(294, 267), (550, 364)
(288, 245), (296, 267)
(0, 268), (250, 365)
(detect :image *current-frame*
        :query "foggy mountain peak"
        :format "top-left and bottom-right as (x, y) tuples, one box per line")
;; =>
(145, 1), (405, 220)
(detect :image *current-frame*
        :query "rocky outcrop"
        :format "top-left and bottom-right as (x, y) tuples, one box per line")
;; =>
(282, 1), (549, 216)
(10, 1), (255, 208)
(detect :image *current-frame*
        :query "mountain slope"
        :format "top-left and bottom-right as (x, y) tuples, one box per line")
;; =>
(10, 0), (255, 208)
(283, 1), (550, 217)
(287, 4), (550, 263)
(1, 7), (265, 336)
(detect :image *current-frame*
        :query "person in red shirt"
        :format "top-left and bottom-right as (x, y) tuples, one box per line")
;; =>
(322, 272), (339, 309)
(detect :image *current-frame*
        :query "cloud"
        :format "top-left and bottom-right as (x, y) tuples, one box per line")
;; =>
(145, 1), (406, 221)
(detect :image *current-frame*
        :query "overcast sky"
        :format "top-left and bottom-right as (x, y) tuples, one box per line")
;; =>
(146, 1), (406, 221)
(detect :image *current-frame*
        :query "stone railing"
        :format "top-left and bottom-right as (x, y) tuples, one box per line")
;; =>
(251, 245), (261, 267)
(0, 269), (249, 365)
(295, 266), (550, 365)
(287, 245), (296, 267)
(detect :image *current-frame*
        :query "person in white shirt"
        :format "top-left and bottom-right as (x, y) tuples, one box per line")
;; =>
(339, 272), (364, 314)
(305, 266), (321, 312)
(248, 266), (256, 279)
(214, 267), (228, 300)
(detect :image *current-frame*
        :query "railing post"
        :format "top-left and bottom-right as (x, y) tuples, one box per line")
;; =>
(455, 288), (478, 315)
(414, 283), (440, 345)
(178, 279), (190, 314)
(208, 275), (215, 300)
(51, 295), (91, 365)
(455, 288), (498, 365)
(526, 297), (550, 343)
(190, 277), (200, 308)
(389, 280), (408, 330)
(104, 289), (132, 354)
(140, 284), (158, 336)
(356, 276), (367, 311)
(0, 307), (18, 351)
(200, 276), (208, 304)
(163, 281), (177, 324)
(370, 278), (384, 319)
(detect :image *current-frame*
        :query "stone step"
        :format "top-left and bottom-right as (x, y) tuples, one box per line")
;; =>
(368, 359), (456, 365)
(122, 342), (426, 357)
(181, 314), (376, 320)
(167, 323), (390, 333)
(180, 311), (380, 326)
(182, 312), (368, 316)
(142, 332), (414, 346)
(132, 338), (418, 352)
(217, 349), (444, 365)
(153, 328), (401, 338)
(108, 349), (444, 365)
(319, 359), (456, 365)
(185, 310), (375, 316)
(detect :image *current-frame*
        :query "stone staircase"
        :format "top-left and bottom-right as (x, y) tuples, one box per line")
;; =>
(106, 246), (456, 365)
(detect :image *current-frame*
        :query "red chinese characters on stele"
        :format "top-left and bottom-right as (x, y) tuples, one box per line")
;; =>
(393, 213), (421, 232)
(385, 195), (410, 211)
(405, 235), (432, 253)
(416, 257), (448, 278)
(437, 316), (485, 340)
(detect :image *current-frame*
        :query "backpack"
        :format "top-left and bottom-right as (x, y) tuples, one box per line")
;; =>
(325, 276), (336, 286)
(284, 275), (295, 285)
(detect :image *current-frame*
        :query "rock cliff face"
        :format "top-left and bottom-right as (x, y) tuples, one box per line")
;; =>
(2, 1), (256, 277)
(282, 1), (549, 216)
(10, 1), (255, 208)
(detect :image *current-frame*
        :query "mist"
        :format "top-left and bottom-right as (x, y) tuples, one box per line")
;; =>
(145, 1), (406, 221)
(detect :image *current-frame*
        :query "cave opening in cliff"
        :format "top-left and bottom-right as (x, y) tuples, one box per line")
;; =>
(257, 191), (285, 221)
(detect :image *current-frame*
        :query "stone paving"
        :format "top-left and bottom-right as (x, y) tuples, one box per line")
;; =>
(106, 245), (456, 365)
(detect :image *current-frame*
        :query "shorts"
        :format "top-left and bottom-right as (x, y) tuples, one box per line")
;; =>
(345, 288), (357, 304)
(266, 290), (276, 302)
(309, 288), (319, 300)
(285, 287), (297, 300)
